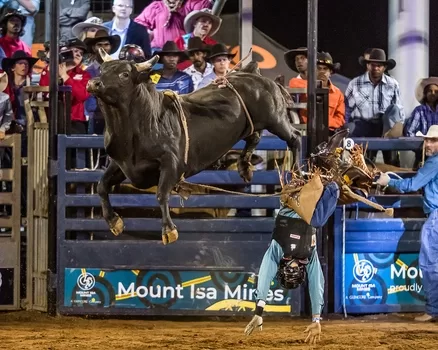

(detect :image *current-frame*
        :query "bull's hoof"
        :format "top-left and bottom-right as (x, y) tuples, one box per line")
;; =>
(238, 161), (255, 183)
(162, 228), (179, 245)
(109, 214), (124, 236)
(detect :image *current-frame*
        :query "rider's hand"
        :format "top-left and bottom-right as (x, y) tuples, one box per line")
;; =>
(304, 321), (321, 345)
(244, 315), (263, 336)
(376, 172), (391, 186)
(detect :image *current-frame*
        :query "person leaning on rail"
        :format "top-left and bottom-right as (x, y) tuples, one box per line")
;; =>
(376, 125), (438, 322)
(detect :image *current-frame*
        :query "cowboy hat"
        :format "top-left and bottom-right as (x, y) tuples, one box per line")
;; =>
(60, 38), (88, 52)
(414, 77), (438, 103)
(184, 8), (222, 37)
(358, 48), (396, 70)
(0, 72), (8, 93)
(84, 30), (121, 55)
(72, 17), (109, 39)
(186, 36), (210, 54)
(284, 47), (307, 71)
(153, 41), (189, 63)
(317, 51), (341, 72)
(1, 50), (38, 72)
(416, 125), (438, 138)
(207, 43), (236, 61)
(0, 7), (26, 28)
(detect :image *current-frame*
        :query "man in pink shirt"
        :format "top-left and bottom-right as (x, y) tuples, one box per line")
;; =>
(0, 8), (31, 58)
(174, 8), (220, 70)
(134, 0), (213, 50)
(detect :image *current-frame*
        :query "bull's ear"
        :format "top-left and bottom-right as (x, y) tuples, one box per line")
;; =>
(135, 55), (160, 72)
(98, 48), (113, 62)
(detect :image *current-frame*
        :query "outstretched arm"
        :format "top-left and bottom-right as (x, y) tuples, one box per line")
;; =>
(244, 240), (283, 335)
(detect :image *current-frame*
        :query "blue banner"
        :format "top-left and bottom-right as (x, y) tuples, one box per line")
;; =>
(64, 268), (294, 314)
(345, 253), (424, 306)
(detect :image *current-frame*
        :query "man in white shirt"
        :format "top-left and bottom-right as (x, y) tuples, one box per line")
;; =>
(183, 36), (212, 90)
(103, 0), (151, 59)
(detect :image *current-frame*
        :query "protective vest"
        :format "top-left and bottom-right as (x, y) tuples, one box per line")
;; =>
(272, 214), (316, 259)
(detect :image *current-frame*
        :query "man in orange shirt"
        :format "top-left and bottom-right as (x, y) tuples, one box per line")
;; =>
(285, 49), (345, 134)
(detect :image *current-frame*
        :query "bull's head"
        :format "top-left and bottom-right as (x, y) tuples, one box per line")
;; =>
(86, 48), (160, 104)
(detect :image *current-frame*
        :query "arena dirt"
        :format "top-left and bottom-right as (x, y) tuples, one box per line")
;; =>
(1, 311), (438, 350)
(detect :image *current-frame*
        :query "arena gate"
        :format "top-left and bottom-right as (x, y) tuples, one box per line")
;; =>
(333, 138), (425, 314)
(0, 134), (22, 310)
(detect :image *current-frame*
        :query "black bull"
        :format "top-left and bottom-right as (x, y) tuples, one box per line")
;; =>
(86, 51), (301, 245)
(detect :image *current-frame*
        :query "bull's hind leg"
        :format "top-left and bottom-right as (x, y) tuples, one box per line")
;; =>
(157, 154), (180, 245)
(238, 132), (261, 182)
(96, 160), (126, 236)
(266, 122), (302, 171)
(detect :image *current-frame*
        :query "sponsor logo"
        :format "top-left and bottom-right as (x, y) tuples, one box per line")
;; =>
(353, 259), (376, 283)
(289, 234), (300, 240)
(77, 272), (95, 291)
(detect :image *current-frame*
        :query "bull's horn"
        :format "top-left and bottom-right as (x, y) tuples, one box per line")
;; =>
(98, 47), (113, 62)
(135, 55), (160, 72)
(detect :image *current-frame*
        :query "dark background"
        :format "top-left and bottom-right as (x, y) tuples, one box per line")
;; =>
(131, 0), (437, 79)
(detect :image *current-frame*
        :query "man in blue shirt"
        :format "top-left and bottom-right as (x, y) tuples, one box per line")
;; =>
(377, 125), (438, 322)
(150, 41), (193, 95)
(244, 179), (340, 345)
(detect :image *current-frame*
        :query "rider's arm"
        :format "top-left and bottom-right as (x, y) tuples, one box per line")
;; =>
(306, 248), (324, 317)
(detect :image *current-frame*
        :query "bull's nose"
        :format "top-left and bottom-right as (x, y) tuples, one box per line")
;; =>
(86, 79), (102, 92)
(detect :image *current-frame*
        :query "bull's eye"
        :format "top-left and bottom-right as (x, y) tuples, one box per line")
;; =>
(119, 72), (130, 79)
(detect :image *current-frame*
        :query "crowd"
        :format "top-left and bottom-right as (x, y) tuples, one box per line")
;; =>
(0, 0), (437, 338)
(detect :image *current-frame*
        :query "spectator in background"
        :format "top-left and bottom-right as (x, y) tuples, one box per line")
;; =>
(404, 77), (438, 169)
(149, 41), (193, 94)
(345, 48), (404, 166)
(135, 0), (213, 51)
(183, 36), (212, 90)
(2, 50), (37, 123)
(0, 8), (31, 57)
(103, 0), (151, 59)
(197, 43), (234, 89)
(39, 39), (90, 134)
(288, 52), (345, 135)
(0, 71), (13, 141)
(72, 16), (109, 41)
(9, 0), (40, 48)
(59, 0), (90, 41)
(285, 47), (308, 123)
(84, 30), (121, 135)
(175, 8), (220, 70)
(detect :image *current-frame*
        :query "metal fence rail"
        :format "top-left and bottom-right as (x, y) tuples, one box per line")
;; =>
(25, 86), (49, 312)
(0, 134), (22, 310)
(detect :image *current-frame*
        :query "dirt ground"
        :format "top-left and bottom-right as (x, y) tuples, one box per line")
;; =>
(1, 311), (438, 350)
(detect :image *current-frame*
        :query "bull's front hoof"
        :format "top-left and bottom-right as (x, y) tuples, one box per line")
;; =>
(238, 162), (254, 183)
(109, 214), (124, 236)
(162, 228), (179, 245)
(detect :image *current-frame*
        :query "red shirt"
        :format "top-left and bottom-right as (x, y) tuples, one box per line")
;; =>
(174, 34), (217, 70)
(0, 36), (31, 58)
(39, 65), (91, 122)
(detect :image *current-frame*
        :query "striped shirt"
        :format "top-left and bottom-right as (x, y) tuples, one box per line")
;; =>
(345, 72), (405, 123)
(404, 104), (438, 137)
(152, 70), (194, 95)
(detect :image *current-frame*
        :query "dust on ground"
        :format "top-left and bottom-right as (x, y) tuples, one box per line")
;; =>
(1, 311), (438, 350)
